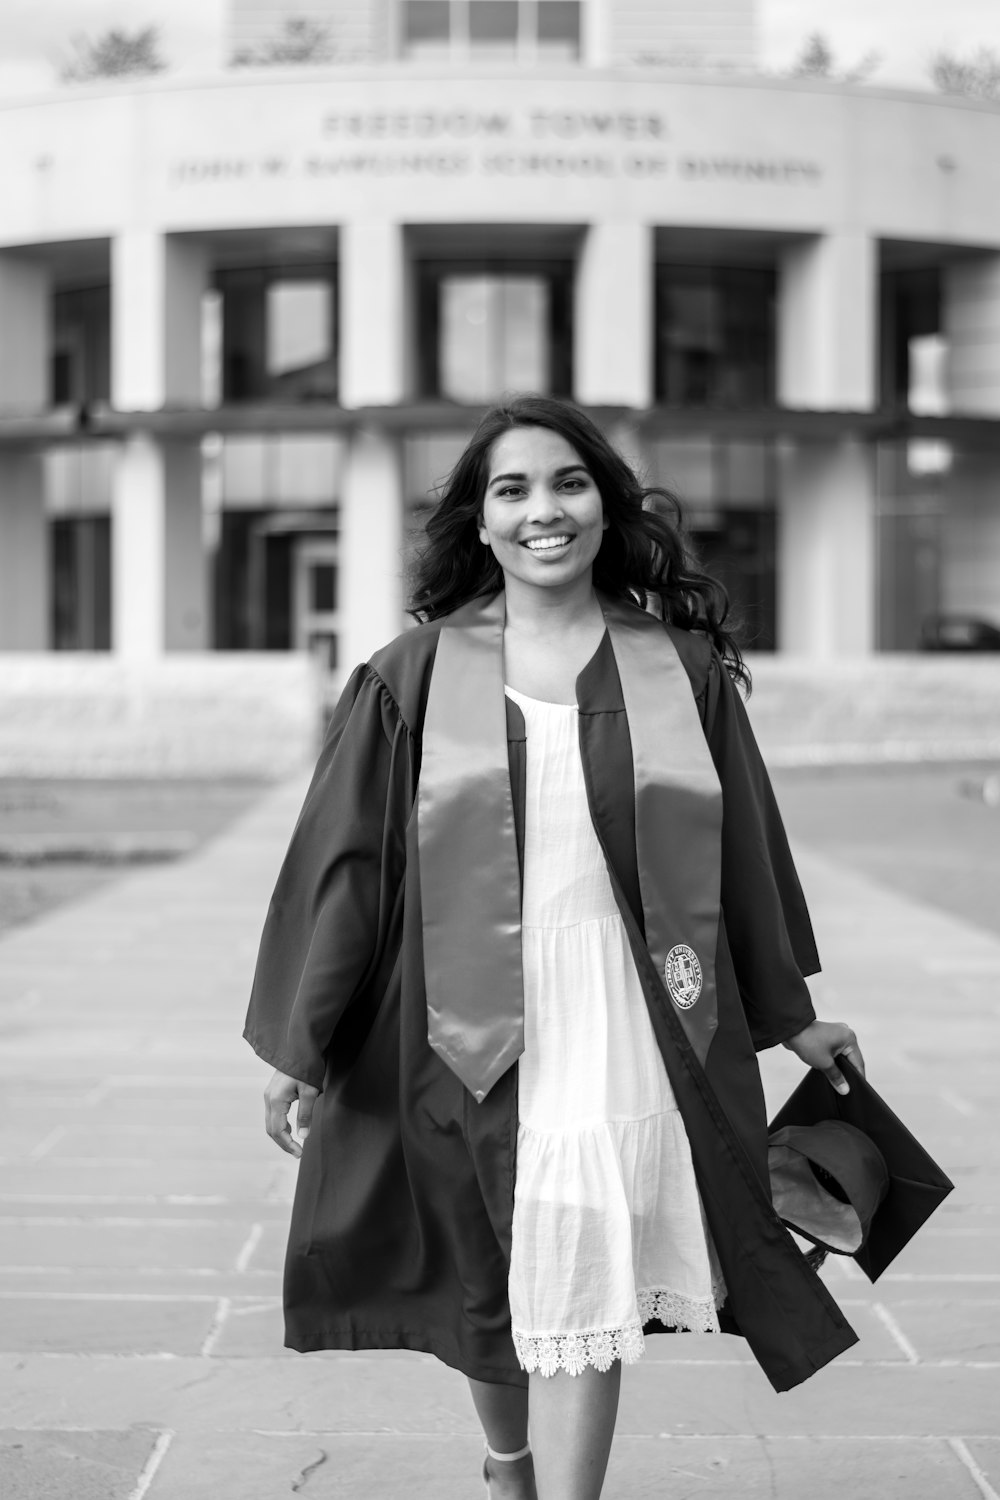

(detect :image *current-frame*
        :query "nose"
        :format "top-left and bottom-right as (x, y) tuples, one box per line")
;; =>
(527, 484), (565, 524)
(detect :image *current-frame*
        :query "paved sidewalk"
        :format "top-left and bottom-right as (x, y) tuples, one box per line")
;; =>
(0, 779), (997, 1500)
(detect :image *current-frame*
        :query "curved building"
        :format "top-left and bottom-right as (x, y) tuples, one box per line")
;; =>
(1, 0), (999, 674)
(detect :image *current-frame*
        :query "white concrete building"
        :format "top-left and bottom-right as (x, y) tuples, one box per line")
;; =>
(1, 0), (999, 678)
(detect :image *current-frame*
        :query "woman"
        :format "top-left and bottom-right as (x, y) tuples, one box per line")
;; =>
(245, 395), (864, 1500)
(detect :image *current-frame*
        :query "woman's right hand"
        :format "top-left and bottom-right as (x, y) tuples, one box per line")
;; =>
(264, 1070), (319, 1158)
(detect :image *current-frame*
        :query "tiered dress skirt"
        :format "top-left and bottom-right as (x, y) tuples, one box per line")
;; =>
(505, 687), (725, 1377)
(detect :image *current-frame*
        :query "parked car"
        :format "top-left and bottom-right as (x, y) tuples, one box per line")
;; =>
(920, 614), (1000, 652)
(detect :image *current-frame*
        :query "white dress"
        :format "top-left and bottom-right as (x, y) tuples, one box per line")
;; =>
(506, 686), (725, 1378)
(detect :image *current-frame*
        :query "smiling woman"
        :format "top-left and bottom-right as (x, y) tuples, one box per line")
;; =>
(246, 394), (865, 1500)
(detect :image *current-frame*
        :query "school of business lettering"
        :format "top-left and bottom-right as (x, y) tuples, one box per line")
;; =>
(171, 152), (822, 183)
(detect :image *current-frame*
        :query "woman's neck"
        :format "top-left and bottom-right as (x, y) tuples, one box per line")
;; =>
(501, 574), (602, 638)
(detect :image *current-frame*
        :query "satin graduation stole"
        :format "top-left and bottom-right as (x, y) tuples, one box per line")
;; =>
(418, 591), (723, 1102)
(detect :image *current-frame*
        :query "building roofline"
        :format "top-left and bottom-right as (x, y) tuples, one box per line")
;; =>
(2, 64), (999, 117)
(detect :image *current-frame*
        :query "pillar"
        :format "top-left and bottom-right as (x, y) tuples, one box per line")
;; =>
(777, 440), (876, 656)
(339, 426), (405, 669)
(944, 254), (1000, 416)
(0, 252), (50, 648)
(339, 221), (407, 408)
(112, 231), (210, 411)
(110, 231), (208, 655)
(574, 222), (653, 409)
(778, 233), (876, 410)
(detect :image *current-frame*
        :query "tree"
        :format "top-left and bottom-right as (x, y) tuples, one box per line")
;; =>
(231, 17), (337, 66)
(930, 46), (1000, 102)
(61, 26), (167, 83)
(789, 31), (880, 85)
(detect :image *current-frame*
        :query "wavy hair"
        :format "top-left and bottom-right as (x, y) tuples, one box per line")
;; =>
(407, 394), (749, 691)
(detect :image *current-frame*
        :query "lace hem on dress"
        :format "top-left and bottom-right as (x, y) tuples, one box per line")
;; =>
(513, 1284), (723, 1377)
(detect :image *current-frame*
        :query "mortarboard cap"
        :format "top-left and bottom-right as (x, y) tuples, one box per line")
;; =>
(767, 1054), (954, 1282)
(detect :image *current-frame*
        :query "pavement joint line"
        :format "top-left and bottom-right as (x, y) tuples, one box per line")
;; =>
(941, 1088), (977, 1117)
(5, 1353), (1000, 1369)
(2, 1215), (267, 1226)
(127, 1429), (174, 1500)
(0, 1195), (232, 1205)
(235, 1222), (263, 1273)
(27, 1126), (66, 1161)
(949, 1438), (1000, 1500)
(871, 1302), (921, 1364)
(0, 1265), (269, 1276)
(881, 1273), (1000, 1283)
(0, 1290), (266, 1302)
(241, 1431), (1000, 1442)
(199, 1296), (233, 1356)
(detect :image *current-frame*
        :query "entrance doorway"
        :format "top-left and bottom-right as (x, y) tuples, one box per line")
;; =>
(292, 536), (340, 708)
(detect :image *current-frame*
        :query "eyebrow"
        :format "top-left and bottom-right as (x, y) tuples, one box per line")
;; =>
(487, 464), (589, 488)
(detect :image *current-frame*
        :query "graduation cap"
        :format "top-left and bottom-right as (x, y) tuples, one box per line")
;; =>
(767, 1054), (955, 1282)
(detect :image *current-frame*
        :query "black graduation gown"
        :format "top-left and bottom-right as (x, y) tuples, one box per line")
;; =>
(244, 606), (859, 1393)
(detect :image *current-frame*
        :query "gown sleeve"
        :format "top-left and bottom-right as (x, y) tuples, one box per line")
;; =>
(243, 664), (410, 1089)
(702, 652), (820, 1051)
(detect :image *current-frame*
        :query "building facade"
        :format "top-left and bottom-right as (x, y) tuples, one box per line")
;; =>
(1, 0), (999, 674)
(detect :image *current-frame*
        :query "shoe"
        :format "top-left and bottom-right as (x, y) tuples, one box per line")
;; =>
(483, 1442), (532, 1497)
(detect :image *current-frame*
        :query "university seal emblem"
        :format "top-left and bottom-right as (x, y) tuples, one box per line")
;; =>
(664, 944), (702, 1009)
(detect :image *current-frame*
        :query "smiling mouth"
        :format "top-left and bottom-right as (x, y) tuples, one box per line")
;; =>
(522, 535), (573, 552)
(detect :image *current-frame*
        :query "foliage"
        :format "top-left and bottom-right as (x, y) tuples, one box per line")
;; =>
(231, 17), (338, 66)
(61, 26), (167, 83)
(789, 31), (880, 85)
(929, 46), (1000, 101)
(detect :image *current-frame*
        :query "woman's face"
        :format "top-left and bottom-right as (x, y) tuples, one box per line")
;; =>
(478, 426), (607, 597)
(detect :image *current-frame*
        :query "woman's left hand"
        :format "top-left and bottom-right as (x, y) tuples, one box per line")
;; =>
(783, 1020), (865, 1096)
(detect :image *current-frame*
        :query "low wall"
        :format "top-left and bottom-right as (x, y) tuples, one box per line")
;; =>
(743, 656), (1000, 767)
(0, 655), (323, 779)
(0, 652), (997, 779)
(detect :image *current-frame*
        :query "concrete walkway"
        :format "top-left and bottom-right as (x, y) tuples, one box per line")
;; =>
(0, 779), (997, 1500)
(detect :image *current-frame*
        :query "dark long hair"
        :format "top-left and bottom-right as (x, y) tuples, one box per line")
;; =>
(408, 395), (749, 691)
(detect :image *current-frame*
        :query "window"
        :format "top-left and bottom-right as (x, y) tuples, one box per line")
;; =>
(216, 266), (338, 403)
(51, 286), (111, 407)
(654, 266), (775, 408)
(51, 516), (111, 650)
(416, 260), (573, 400)
(646, 436), (777, 649)
(879, 268), (942, 411)
(401, 0), (581, 61)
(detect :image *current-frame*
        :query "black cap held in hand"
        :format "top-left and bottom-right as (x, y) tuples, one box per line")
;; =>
(768, 1054), (954, 1282)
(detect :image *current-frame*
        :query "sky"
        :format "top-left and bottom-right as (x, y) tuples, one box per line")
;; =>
(1, 0), (999, 96)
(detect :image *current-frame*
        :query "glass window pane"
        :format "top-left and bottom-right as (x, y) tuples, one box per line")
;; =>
(538, 0), (580, 46)
(440, 277), (496, 402)
(469, 1), (518, 44)
(266, 281), (332, 379)
(311, 563), (337, 613)
(500, 278), (549, 392)
(405, 0), (451, 43)
(646, 438), (715, 507)
(274, 435), (344, 505)
(719, 441), (769, 506)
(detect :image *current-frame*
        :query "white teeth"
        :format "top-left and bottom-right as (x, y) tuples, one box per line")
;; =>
(525, 536), (571, 551)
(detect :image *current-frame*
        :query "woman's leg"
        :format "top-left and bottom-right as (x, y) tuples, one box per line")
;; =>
(468, 1377), (537, 1499)
(528, 1362), (621, 1500)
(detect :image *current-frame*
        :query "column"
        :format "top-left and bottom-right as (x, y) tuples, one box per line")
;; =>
(338, 426), (405, 669)
(112, 231), (210, 410)
(778, 233), (876, 410)
(944, 254), (1000, 416)
(110, 231), (208, 655)
(574, 222), (653, 409)
(339, 221), (407, 408)
(0, 252), (50, 649)
(776, 440), (876, 657)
